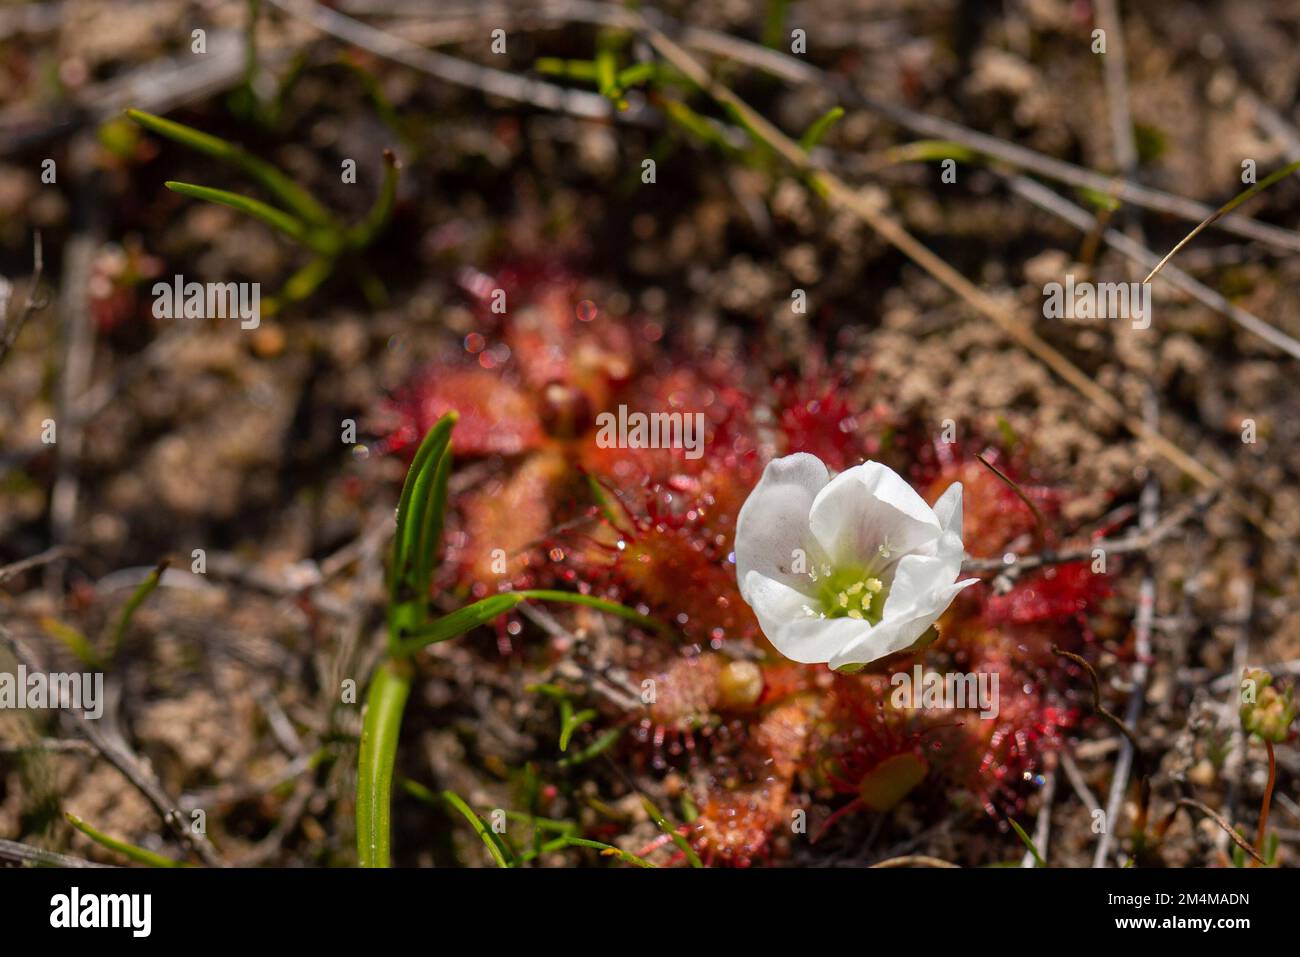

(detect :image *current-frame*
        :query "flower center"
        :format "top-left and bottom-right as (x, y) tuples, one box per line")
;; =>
(808, 565), (885, 623)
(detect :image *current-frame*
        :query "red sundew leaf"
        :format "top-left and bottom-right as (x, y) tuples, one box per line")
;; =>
(983, 562), (1112, 625)
(690, 698), (814, 866)
(617, 529), (759, 645)
(921, 457), (1061, 558)
(643, 655), (724, 728)
(776, 378), (879, 473)
(511, 301), (636, 402)
(579, 361), (760, 482)
(452, 448), (571, 586)
(388, 366), (545, 459)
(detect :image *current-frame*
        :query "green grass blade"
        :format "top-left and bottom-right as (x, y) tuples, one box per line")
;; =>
(615, 62), (659, 89)
(561, 836), (656, 868)
(642, 796), (702, 868)
(356, 659), (412, 867)
(391, 415), (456, 589)
(559, 707), (597, 753)
(798, 106), (845, 152)
(396, 593), (522, 653)
(881, 139), (978, 166)
(596, 47), (620, 103)
(164, 181), (324, 250)
(1008, 817), (1044, 866)
(39, 617), (98, 668)
(659, 96), (738, 157)
(517, 590), (666, 633)
(65, 813), (183, 868)
(105, 559), (167, 663)
(346, 150), (400, 250)
(126, 108), (332, 225)
(411, 440), (452, 615)
(1144, 157), (1300, 282)
(535, 58), (600, 81)
(388, 414), (456, 643)
(395, 590), (662, 656)
(441, 790), (512, 868)
(399, 777), (440, 806)
(265, 254), (337, 316)
(559, 727), (623, 767)
(762, 0), (790, 49)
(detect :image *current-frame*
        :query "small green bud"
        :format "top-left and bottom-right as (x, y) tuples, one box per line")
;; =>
(1239, 668), (1296, 743)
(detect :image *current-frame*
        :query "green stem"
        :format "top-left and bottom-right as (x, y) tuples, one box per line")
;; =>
(356, 658), (412, 868)
(392, 589), (662, 657)
(1256, 740), (1276, 861)
(66, 813), (183, 868)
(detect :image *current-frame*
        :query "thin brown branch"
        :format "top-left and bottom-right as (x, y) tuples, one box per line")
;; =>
(1052, 646), (1144, 765)
(1177, 798), (1266, 866)
(0, 837), (111, 868)
(0, 544), (73, 585)
(0, 231), (46, 368)
(1095, 394), (1158, 868)
(975, 453), (1047, 543)
(962, 488), (1218, 574)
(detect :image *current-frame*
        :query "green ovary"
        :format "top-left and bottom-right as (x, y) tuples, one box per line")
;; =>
(814, 565), (886, 624)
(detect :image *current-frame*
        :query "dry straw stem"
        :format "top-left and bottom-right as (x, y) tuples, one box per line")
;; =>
(962, 488), (1218, 574)
(1177, 798), (1266, 866)
(1144, 158), (1300, 284)
(870, 855), (959, 868)
(0, 231), (45, 368)
(631, 17), (1277, 540)
(0, 838), (109, 868)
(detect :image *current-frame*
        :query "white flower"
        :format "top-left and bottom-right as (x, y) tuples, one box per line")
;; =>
(734, 453), (977, 671)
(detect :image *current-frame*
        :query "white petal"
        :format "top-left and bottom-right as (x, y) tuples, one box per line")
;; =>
(742, 571), (818, 635)
(734, 453), (830, 600)
(757, 607), (874, 665)
(828, 616), (927, 670)
(745, 571), (875, 665)
(880, 532), (964, 621)
(931, 481), (964, 536)
(808, 461), (940, 570)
